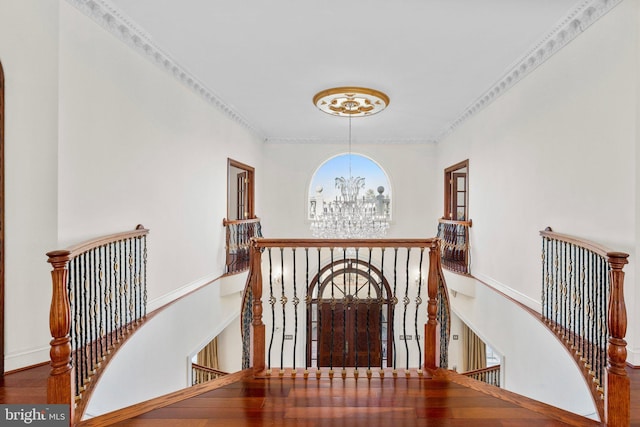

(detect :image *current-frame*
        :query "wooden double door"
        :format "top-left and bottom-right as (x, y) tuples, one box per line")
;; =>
(317, 299), (382, 367)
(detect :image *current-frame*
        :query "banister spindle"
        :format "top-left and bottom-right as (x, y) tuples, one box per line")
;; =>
(424, 240), (439, 370)
(250, 239), (265, 373)
(605, 251), (629, 427)
(46, 249), (75, 420)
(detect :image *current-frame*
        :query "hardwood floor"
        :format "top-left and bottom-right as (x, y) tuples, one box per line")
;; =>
(0, 363), (48, 404)
(105, 371), (598, 427)
(2, 365), (640, 426)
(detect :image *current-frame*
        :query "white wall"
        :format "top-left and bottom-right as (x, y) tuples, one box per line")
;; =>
(446, 273), (597, 419)
(261, 142), (440, 239)
(0, 0), (264, 372)
(436, 0), (639, 362)
(84, 280), (241, 418)
(58, 2), (264, 305)
(0, 0), (61, 370)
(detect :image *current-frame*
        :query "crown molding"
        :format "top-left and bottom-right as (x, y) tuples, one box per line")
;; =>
(265, 137), (436, 145)
(64, 0), (265, 140)
(65, 0), (621, 146)
(435, 0), (623, 143)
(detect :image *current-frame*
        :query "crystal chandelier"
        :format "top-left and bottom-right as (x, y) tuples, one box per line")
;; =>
(310, 87), (391, 239)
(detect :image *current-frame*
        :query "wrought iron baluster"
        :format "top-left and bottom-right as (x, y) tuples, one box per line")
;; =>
(98, 245), (105, 362)
(267, 248), (275, 373)
(366, 248), (372, 373)
(292, 248), (298, 373)
(380, 248), (386, 371)
(316, 248), (321, 372)
(91, 248), (97, 373)
(304, 248), (310, 373)
(142, 235), (148, 317)
(329, 248), (335, 374)
(392, 248), (398, 371)
(414, 248), (424, 370)
(279, 248), (286, 372)
(403, 248), (410, 371)
(342, 249), (347, 375)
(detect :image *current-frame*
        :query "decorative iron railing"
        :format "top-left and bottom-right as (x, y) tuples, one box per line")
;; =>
(463, 365), (500, 387)
(241, 238), (450, 378)
(437, 218), (472, 274)
(46, 225), (149, 422)
(540, 227), (629, 426)
(191, 364), (228, 385)
(223, 218), (262, 274)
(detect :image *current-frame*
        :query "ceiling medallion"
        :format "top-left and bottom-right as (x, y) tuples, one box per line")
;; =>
(313, 87), (390, 117)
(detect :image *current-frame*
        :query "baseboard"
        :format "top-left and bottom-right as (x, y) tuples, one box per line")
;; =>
(147, 272), (221, 313)
(626, 349), (640, 367)
(474, 273), (542, 313)
(4, 346), (50, 372)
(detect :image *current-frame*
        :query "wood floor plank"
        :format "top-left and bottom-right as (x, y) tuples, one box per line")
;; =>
(4, 364), (640, 426)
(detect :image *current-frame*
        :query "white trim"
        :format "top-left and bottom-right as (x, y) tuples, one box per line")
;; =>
(147, 272), (220, 313)
(64, 0), (264, 140)
(437, 0), (623, 142)
(474, 272), (542, 313)
(5, 346), (50, 372)
(65, 0), (622, 145)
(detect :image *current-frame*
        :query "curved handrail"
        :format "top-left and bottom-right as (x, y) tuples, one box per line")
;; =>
(540, 227), (629, 426)
(49, 224), (149, 260)
(46, 225), (149, 424)
(539, 226), (625, 260)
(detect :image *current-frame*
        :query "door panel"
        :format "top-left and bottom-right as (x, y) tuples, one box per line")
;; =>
(318, 301), (381, 367)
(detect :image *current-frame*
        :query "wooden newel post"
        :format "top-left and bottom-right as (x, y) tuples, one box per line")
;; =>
(249, 239), (265, 374)
(605, 251), (629, 427)
(46, 249), (75, 421)
(424, 241), (439, 370)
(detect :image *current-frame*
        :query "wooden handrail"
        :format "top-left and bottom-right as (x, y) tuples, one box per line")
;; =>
(191, 364), (228, 377)
(539, 227), (613, 259)
(251, 238), (438, 249)
(463, 365), (500, 377)
(58, 224), (149, 259)
(46, 225), (149, 424)
(222, 217), (261, 226)
(540, 227), (629, 426)
(438, 218), (473, 227)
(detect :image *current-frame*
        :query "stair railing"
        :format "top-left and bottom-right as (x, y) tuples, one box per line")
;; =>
(241, 238), (450, 379)
(191, 364), (228, 385)
(437, 218), (472, 274)
(462, 365), (501, 387)
(46, 225), (149, 422)
(540, 227), (629, 426)
(223, 218), (262, 274)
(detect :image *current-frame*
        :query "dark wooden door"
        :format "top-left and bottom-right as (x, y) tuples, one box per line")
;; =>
(318, 301), (381, 367)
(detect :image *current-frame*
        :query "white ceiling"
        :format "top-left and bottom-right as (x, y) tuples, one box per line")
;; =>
(100, 0), (599, 143)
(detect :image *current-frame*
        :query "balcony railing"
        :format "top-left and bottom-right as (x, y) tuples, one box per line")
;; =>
(437, 218), (472, 274)
(46, 225), (149, 423)
(223, 218), (262, 274)
(241, 238), (451, 378)
(463, 365), (501, 387)
(540, 227), (629, 426)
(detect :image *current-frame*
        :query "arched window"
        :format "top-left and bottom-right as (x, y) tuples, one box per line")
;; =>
(308, 153), (392, 221)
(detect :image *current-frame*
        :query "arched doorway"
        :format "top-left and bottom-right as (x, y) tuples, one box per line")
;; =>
(306, 258), (394, 368)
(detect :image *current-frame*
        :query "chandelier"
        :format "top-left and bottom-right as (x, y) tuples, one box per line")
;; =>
(310, 87), (391, 239)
